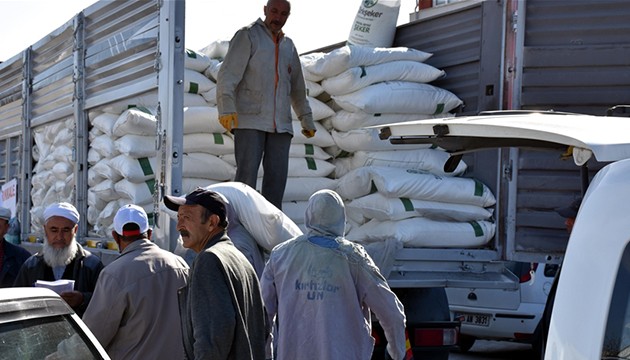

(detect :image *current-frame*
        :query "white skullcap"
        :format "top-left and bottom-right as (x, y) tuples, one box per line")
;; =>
(43, 202), (80, 224)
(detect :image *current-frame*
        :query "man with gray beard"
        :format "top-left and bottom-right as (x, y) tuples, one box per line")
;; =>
(14, 202), (104, 316)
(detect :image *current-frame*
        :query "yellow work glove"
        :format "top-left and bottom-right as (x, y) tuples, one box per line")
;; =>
(301, 128), (316, 138)
(219, 113), (238, 132)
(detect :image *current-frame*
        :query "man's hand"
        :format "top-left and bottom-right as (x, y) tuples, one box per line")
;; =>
(301, 128), (316, 138)
(60, 291), (84, 308)
(219, 113), (238, 132)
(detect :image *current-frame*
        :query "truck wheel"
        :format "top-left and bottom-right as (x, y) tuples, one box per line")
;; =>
(458, 334), (476, 352)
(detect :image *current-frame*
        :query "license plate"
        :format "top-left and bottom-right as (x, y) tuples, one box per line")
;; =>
(456, 312), (491, 327)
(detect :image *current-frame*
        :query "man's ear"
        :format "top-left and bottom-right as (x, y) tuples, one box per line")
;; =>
(208, 214), (220, 229)
(146, 229), (153, 240)
(112, 231), (122, 249)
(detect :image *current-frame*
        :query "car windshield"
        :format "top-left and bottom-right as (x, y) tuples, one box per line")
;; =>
(0, 315), (102, 360)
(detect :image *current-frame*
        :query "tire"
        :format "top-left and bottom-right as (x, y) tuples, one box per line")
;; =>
(458, 334), (476, 352)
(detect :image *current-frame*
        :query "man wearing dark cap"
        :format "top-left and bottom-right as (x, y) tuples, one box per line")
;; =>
(555, 197), (582, 234)
(536, 196), (583, 357)
(164, 188), (267, 360)
(14, 202), (104, 316)
(82, 204), (190, 359)
(0, 207), (31, 287)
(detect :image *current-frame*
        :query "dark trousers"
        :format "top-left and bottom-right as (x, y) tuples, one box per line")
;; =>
(233, 129), (292, 210)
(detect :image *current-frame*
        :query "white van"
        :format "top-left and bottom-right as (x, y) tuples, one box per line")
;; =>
(380, 110), (630, 359)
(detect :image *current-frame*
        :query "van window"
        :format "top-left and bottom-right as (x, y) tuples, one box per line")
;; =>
(602, 243), (630, 358)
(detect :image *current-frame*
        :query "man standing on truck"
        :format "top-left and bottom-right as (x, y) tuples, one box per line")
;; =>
(261, 189), (407, 360)
(216, 0), (316, 210)
(82, 204), (190, 359)
(13, 202), (104, 316)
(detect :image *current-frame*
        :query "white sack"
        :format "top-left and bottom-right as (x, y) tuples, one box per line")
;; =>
(110, 154), (157, 182)
(183, 106), (226, 134)
(281, 200), (309, 224)
(203, 59), (222, 82)
(282, 177), (339, 202)
(291, 96), (335, 121)
(199, 40), (230, 60)
(90, 112), (118, 137)
(322, 60), (445, 96)
(115, 179), (154, 205)
(114, 134), (157, 158)
(183, 133), (235, 155)
(91, 134), (119, 158)
(289, 143), (331, 160)
(306, 80), (324, 97)
(290, 121), (336, 147)
(332, 81), (463, 115)
(90, 158), (123, 183)
(336, 166), (496, 207)
(347, 217), (495, 248)
(347, 0), (400, 48)
(201, 87), (217, 106)
(88, 148), (102, 166)
(347, 192), (493, 222)
(351, 149), (467, 177)
(184, 68), (216, 95)
(185, 48), (212, 72)
(206, 182), (303, 251)
(182, 152), (235, 181)
(90, 179), (119, 202)
(182, 178), (220, 195)
(303, 45), (432, 79)
(286, 157), (335, 178)
(113, 108), (157, 137)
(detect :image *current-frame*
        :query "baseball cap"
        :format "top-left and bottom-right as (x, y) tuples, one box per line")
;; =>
(0, 207), (11, 221)
(555, 197), (582, 219)
(164, 187), (227, 227)
(44, 202), (80, 224)
(114, 204), (150, 236)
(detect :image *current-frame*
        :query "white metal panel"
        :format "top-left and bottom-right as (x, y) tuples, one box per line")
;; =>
(546, 158), (630, 359)
(382, 113), (630, 162)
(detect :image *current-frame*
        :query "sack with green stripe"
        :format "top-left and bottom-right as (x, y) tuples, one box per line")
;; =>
(337, 166), (496, 208)
(347, 192), (493, 222)
(347, 217), (495, 249)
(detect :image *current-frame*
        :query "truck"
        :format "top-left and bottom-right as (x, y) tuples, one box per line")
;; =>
(1, 0), (629, 358)
(323, 0), (630, 356)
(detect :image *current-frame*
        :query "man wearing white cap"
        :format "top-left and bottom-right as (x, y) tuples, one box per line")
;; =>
(14, 202), (104, 316)
(0, 207), (31, 287)
(82, 204), (189, 359)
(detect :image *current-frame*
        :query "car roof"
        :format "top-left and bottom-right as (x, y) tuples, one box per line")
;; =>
(0, 287), (72, 324)
(378, 111), (630, 165)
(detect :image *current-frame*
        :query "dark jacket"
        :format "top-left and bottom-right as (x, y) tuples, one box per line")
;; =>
(13, 244), (104, 316)
(0, 240), (32, 287)
(178, 233), (267, 360)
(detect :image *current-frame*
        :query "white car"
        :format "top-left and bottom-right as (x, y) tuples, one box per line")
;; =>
(0, 287), (110, 359)
(446, 261), (557, 352)
(380, 111), (630, 359)
(545, 155), (630, 359)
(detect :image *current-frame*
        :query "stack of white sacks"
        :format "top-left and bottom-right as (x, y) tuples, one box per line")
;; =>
(84, 49), (235, 237)
(299, 44), (496, 249)
(30, 118), (76, 234)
